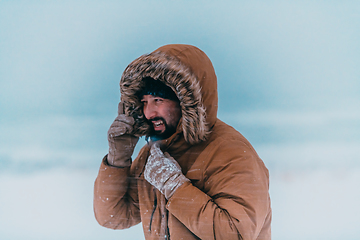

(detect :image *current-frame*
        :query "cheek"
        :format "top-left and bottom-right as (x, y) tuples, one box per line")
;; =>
(142, 106), (149, 119)
(169, 108), (181, 124)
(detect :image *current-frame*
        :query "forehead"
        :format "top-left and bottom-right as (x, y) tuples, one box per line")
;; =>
(141, 94), (161, 100)
(141, 95), (180, 106)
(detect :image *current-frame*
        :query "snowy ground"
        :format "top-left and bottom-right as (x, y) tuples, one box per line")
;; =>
(0, 168), (144, 240)
(270, 168), (360, 240)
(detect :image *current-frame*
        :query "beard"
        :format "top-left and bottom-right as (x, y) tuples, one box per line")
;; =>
(147, 117), (177, 141)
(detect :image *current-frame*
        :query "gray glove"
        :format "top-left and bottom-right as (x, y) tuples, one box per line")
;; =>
(107, 102), (139, 167)
(144, 143), (190, 199)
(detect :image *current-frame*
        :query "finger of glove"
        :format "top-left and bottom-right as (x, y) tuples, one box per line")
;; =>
(150, 143), (164, 157)
(144, 158), (168, 189)
(144, 157), (157, 183)
(115, 114), (135, 125)
(145, 150), (167, 176)
(118, 102), (125, 115)
(108, 115), (134, 137)
(145, 152), (161, 171)
(149, 145), (181, 172)
(108, 124), (132, 137)
(163, 154), (182, 172)
(110, 135), (138, 156)
(162, 151), (181, 168)
(109, 134), (139, 153)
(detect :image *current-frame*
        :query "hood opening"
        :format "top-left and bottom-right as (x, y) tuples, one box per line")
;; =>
(120, 44), (218, 145)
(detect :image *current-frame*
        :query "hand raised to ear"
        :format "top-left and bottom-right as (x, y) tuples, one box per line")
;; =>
(107, 102), (139, 167)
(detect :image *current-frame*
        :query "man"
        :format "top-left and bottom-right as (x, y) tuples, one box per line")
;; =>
(94, 44), (272, 240)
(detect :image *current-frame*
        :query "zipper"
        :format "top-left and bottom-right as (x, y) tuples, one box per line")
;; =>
(149, 188), (157, 232)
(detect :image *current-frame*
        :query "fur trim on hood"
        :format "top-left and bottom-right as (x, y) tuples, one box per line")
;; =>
(120, 44), (218, 145)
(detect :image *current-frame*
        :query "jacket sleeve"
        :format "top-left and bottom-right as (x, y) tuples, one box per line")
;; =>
(93, 155), (141, 229)
(165, 140), (271, 240)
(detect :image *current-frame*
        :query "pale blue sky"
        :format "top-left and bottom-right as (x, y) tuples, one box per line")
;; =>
(0, 1), (359, 239)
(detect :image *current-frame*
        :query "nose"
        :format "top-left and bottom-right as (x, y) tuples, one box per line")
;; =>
(143, 101), (157, 120)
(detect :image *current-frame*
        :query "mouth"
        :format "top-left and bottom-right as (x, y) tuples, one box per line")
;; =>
(148, 117), (177, 139)
(151, 118), (165, 131)
(153, 119), (164, 127)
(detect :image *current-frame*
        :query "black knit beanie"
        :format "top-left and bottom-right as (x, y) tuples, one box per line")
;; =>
(137, 77), (179, 102)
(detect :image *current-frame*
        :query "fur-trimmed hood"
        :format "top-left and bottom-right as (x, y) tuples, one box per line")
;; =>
(120, 44), (218, 145)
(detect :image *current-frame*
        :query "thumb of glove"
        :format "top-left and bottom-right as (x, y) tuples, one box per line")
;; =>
(118, 102), (125, 115)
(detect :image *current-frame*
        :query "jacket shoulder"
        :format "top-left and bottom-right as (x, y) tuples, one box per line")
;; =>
(194, 119), (269, 183)
(207, 119), (258, 154)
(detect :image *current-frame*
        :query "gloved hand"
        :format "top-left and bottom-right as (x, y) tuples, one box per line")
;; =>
(144, 143), (190, 199)
(107, 102), (139, 167)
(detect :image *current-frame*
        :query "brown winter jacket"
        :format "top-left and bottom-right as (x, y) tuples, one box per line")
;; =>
(94, 44), (272, 240)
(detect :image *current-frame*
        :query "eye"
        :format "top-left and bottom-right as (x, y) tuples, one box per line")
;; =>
(154, 97), (164, 103)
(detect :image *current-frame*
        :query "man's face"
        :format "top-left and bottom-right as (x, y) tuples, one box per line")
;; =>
(141, 95), (181, 140)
